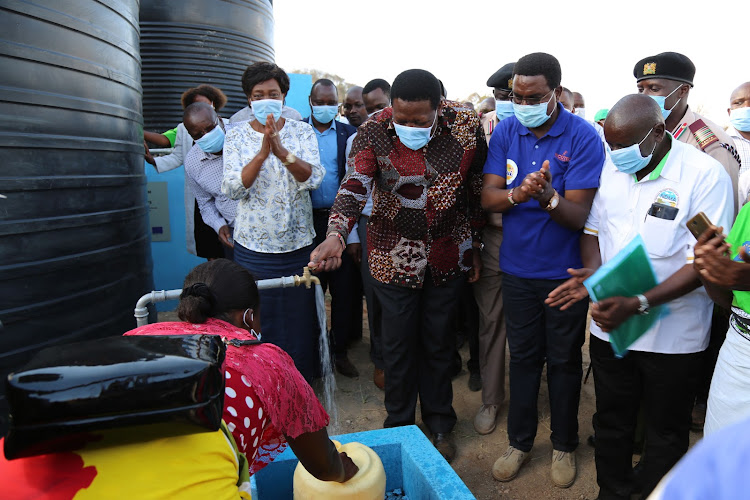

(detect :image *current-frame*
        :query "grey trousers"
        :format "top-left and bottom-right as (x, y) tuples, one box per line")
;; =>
(473, 225), (507, 405)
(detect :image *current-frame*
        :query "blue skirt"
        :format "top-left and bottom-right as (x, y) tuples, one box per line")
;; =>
(234, 243), (319, 381)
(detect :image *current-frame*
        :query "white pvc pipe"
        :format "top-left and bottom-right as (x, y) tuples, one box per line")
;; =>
(150, 148), (174, 155)
(133, 289), (182, 327)
(256, 275), (298, 290)
(133, 275), (312, 327)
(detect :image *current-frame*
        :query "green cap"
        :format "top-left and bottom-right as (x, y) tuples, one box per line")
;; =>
(594, 108), (609, 122)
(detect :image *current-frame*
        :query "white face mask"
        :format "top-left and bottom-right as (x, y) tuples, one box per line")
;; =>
(574, 108), (586, 119)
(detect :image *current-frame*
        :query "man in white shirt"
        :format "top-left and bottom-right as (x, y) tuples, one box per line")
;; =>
(546, 94), (734, 499)
(183, 103), (237, 259)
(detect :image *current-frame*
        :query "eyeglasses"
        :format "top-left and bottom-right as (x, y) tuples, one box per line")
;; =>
(509, 89), (555, 106)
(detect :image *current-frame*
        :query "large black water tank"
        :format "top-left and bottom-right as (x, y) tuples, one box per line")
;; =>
(140, 0), (275, 132)
(0, 0), (154, 430)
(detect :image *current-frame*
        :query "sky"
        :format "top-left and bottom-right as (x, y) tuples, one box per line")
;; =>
(274, 0), (746, 127)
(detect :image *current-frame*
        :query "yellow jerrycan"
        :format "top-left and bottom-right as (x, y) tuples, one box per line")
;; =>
(293, 440), (386, 499)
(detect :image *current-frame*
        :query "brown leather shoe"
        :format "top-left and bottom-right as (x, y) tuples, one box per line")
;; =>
(373, 368), (385, 390)
(335, 355), (359, 378)
(433, 432), (456, 463)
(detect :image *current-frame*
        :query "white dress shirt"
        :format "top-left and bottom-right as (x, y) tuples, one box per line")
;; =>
(584, 138), (734, 354)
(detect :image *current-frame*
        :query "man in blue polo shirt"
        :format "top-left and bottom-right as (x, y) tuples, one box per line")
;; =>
(481, 52), (605, 488)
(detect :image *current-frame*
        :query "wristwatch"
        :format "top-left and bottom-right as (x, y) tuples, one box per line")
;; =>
(545, 191), (560, 211)
(282, 152), (296, 166)
(636, 294), (650, 315)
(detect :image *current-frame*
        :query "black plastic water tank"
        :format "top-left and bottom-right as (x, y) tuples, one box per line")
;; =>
(140, 0), (275, 132)
(0, 0), (154, 431)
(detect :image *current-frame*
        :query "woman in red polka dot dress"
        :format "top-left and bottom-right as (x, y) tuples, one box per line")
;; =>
(125, 259), (358, 482)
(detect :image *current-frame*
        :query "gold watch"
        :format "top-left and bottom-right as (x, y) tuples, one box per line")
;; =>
(282, 152), (296, 166)
(545, 191), (560, 211)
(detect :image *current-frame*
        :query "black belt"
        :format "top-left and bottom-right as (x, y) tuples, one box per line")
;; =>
(313, 208), (331, 215)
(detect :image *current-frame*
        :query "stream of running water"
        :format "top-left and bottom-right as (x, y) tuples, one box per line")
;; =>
(314, 283), (339, 432)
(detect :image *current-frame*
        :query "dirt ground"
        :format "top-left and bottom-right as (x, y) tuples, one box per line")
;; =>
(160, 296), (702, 500)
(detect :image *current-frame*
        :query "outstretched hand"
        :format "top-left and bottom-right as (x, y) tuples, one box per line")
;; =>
(545, 267), (594, 310)
(309, 235), (344, 273)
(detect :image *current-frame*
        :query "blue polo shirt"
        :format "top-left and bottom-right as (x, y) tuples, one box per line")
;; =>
(310, 119), (339, 209)
(484, 104), (605, 279)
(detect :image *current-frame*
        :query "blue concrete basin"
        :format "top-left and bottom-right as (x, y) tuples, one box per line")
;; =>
(250, 425), (475, 499)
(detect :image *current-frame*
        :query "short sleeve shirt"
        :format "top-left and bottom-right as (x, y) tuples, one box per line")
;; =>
(484, 104), (605, 279)
(585, 139), (735, 354)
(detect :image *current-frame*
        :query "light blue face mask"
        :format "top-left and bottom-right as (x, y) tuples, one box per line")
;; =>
(730, 106), (750, 133)
(495, 100), (515, 121)
(649, 84), (683, 119)
(393, 110), (438, 150)
(311, 105), (338, 124)
(512, 90), (555, 128)
(195, 123), (225, 153)
(251, 98), (283, 123)
(609, 128), (656, 174)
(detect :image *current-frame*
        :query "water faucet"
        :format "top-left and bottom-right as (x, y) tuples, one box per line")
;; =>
(295, 266), (321, 289)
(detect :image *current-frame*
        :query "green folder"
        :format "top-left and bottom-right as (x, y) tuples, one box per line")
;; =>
(583, 234), (667, 357)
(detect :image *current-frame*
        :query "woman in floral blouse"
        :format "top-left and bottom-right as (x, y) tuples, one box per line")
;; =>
(222, 62), (324, 381)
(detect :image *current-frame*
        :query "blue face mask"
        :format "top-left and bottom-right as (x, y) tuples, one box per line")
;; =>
(393, 110), (438, 150)
(311, 105), (338, 124)
(649, 85), (683, 119)
(609, 128), (656, 174)
(251, 99), (283, 124)
(512, 91), (555, 128)
(730, 106), (750, 133)
(195, 124), (225, 153)
(495, 100), (515, 121)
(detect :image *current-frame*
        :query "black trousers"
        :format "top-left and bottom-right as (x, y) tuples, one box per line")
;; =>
(590, 336), (701, 500)
(373, 271), (464, 434)
(457, 281), (480, 374)
(313, 210), (358, 357)
(503, 273), (588, 453)
(357, 216), (384, 369)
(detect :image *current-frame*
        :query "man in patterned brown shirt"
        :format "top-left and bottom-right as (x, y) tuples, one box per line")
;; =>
(309, 69), (486, 463)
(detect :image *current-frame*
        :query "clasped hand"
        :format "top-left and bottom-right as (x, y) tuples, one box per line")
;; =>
(260, 114), (288, 160)
(514, 160), (554, 205)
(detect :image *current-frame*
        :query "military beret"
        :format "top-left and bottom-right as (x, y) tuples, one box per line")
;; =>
(633, 52), (695, 86)
(487, 62), (516, 90)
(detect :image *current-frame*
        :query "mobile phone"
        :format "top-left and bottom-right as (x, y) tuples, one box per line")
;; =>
(687, 212), (713, 240)
(648, 203), (679, 221)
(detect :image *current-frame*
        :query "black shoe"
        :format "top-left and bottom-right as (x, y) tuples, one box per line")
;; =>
(433, 432), (456, 463)
(587, 434), (596, 448)
(450, 351), (462, 379)
(335, 355), (359, 378)
(468, 372), (482, 392)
